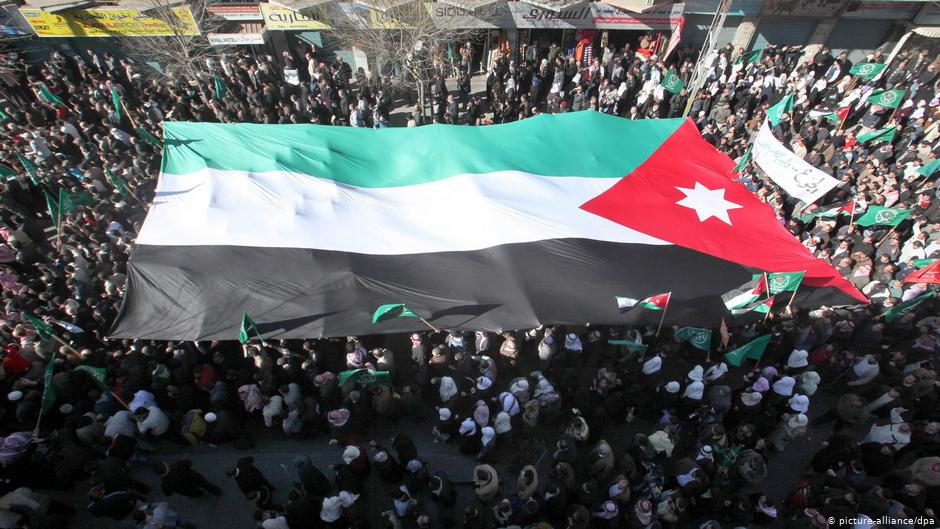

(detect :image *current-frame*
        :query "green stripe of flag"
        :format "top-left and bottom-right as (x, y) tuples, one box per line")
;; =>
(882, 292), (934, 323)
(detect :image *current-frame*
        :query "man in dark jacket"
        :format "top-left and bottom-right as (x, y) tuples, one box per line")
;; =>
(158, 460), (222, 497)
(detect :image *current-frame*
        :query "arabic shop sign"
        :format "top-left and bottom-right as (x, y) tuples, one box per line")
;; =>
(19, 7), (200, 37)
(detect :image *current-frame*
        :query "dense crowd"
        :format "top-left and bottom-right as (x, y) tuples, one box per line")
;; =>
(0, 33), (937, 529)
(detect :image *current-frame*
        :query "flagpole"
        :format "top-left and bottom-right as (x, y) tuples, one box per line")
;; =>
(655, 293), (671, 338)
(876, 225), (899, 247)
(55, 200), (63, 253)
(848, 198), (857, 228)
(836, 108), (848, 135)
(49, 334), (82, 361)
(417, 316), (439, 333)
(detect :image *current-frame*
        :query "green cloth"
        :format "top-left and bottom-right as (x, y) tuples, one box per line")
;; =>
(857, 126), (896, 144)
(675, 327), (711, 352)
(607, 339), (648, 353)
(58, 188), (94, 214)
(849, 63), (886, 81)
(0, 163), (15, 179)
(38, 85), (65, 106)
(733, 146), (751, 173)
(856, 206), (911, 227)
(724, 334), (771, 367)
(22, 312), (56, 340)
(74, 365), (109, 391)
(662, 69), (685, 95)
(372, 303), (419, 324)
(339, 368), (392, 388)
(0, 108), (9, 122)
(733, 49), (762, 65)
(767, 271), (805, 295)
(106, 168), (129, 198)
(40, 351), (58, 414)
(16, 152), (39, 186)
(918, 158), (940, 178)
(767, 94), (794, 127)
(866, 88), (905, 109)
(43, 190), (59, 225)
(213, 76), (227, 100)
(239, 312), (263, 344)
(882, 292), (934, 323)
(913, 259), (937, 269)
(136, 126), (163, 149)
(111, 87), (123, 123)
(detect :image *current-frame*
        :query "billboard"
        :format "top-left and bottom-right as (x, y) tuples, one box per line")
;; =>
(19, 7), (200, 37)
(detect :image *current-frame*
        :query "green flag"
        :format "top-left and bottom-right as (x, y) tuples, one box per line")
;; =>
(59, 188), (95, 214)
(733, 49), (762, 65)
(372, 303), (419, 324)
(0, 108), (9, 122)
(607, 339), (648, 353)
(882, 291), (934, 323)
(106, 168), (129, 198)
(856, 206), (911, 228)
(767, 93), (794, 127)
(866, 88), (905, 109)
(447, 43), (456, 62)
(213, 75), (227, 100)
(239, 312), (263, 344)
(913, 258), (937, 269)
(662, 68), (685, 95)
(111, 87), (123, 123)
(74, 365), (109, 391)
(0, 163), (16, 179)
(43, 190), (59, 225)
(732, 146), (752, 174)
(857, 126), (897, 144)
(40, 351), (58, 414)
(724, 334), (771, 367)
(136, 126), (163, 149)
(849, 62), (886, 81)
(22, 312), (56, 340)
(675, 327), (711, 352)
(767, 271), (805, 295)
(918, 158), (940, 178)
(37, 84), (65, 106)
(339, 368), (392, 388)
(16, 152), (39, 186)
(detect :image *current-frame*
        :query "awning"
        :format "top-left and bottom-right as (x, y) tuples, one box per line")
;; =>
(521, 0), (587, 12)
(269, 0), (335, 11)
(21, 0), (98, 12)
(352, 0), (419, 12)
(603, 0), (674, 13)
(913, 26), (940, 38)
(437, 0), (501, 11)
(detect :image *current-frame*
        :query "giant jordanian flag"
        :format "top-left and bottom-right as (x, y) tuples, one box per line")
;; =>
(110, 114), (865, 339)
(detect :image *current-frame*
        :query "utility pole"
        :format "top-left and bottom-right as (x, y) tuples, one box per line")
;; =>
(683, 0), (733, 116)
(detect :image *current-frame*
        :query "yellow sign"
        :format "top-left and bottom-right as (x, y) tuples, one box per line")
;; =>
(19, 7), (200, 38)
(259, 3), (331, 30)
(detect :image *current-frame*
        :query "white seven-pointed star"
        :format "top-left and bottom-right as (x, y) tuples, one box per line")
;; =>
(675, 182), (743, 225)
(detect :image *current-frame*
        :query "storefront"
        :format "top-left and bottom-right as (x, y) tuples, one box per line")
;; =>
(207, 3), (270, 54)
(886, 4), (940, 65)
(825, 1), (916, 61)
(681, 0), (763, 52)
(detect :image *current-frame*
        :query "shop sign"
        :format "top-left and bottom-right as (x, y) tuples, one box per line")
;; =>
(842, 1), (920, 19)
(19, 7), (200, 37)
(207, 31), (267, 45)
(208, 3), (264, 20)
(761, 0), (848, 18)
(260, 3), (331, 30)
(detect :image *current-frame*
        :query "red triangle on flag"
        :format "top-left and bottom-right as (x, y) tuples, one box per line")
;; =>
(838, 201), (855, 214)
(643, 292), (672, 309)
(752, 274), (768, 296)
(836, 107), (850, 121)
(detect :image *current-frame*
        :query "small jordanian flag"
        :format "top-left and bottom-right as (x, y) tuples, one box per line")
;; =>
(724, 334), (771, 367)
(732, 294), (775, 316)
(857, 126), (896, 144)
(608, 339), (648, 353)
(813, 107), (849, 124)
(111, 87), (123, 123)
(866, 88), (905, 109)
(616, 296), (639, 313)
(37, 84), (65, 107)
(733, 48), (762, 65)
(806, 201), (854, 219)
(372, 303), (418, 324)
(856, 206), (910, 228)
(239, 312), (263, 344)
(767, 93), (793, 127)
(23, 312), (56, 340)
(724, 274), (768, 311)
(676, 326), (711, 352)
(637, 292), (671, 311)
(662, 68), (685, 95)
(849, 62), (886, 81)
(16, 152), (39, 186)
(882, 291), (934, 323)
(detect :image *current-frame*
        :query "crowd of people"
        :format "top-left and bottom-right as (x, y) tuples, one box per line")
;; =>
(0, 30), (937, 529)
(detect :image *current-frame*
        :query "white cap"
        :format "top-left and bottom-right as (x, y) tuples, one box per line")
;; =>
(665, 381), (680, 393)
(7, 391), (22, 402)
(204, 412), (218, 423)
